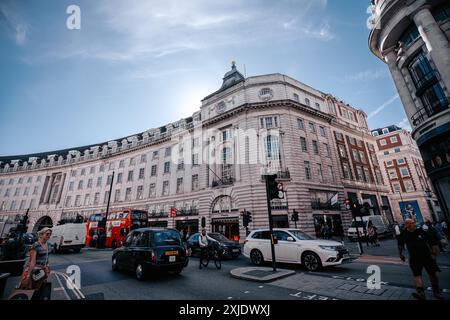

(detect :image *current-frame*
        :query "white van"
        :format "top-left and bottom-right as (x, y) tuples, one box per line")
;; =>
(49, 223), (86, 253)
(347, 215), (389, 240)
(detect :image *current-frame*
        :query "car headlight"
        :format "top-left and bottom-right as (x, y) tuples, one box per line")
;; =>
(319, 245), (338, 251)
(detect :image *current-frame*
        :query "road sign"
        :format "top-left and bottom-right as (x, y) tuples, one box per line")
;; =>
(170, 207), (177, 218)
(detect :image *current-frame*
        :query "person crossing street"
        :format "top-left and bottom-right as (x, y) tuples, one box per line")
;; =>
(198, 229), (208, 270)
(398, 219), (444, 300)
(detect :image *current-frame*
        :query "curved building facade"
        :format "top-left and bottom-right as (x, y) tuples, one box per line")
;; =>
(368, 0), (450, 221)
(0, 64), (390, 240)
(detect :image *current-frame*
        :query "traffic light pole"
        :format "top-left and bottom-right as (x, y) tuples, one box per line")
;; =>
(265, 175), (277, 272)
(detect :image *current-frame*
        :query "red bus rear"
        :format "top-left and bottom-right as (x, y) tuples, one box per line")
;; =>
(87, 209), (148, 248)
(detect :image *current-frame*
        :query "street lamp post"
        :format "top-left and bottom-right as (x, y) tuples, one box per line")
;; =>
(397, 190), (405, 220)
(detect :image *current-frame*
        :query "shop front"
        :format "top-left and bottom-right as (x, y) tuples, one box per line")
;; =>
(148, 220), (168, 228)
(175, 219), (199, 238)
(313, 214), (344, 238)
(211, 217), (240, 241)
(272, 214), (289, 228)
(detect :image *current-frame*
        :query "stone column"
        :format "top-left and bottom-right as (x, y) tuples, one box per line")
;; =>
(413, 6), (450, 91)
(384, 50), (418, 126)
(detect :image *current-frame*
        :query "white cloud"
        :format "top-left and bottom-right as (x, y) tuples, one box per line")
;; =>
(367, 94), (399, 119)
(345, 69), (387, 82)
(396, 117), (412, 131)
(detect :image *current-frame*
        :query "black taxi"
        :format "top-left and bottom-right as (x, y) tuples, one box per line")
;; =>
(112, 228), (189, 280)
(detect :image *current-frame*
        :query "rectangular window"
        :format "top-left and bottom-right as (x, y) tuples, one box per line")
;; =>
(305, 98), (310, 106)
(4, 189), (10, 197)
(359, 151), (365, 163)
(106, 175), (112, 185)
(393, 183), (401, 193)
(94, 193), (100, 205)
(69, 182), (74, 191)
(75, 195), (81, 207)
(405, 180), (414, 192)
(10, 201), (16, 211)
(177, 159), (184, 170)
(97, 177), (102, 187)
(136, 186), (143, 200)
(390, 136), (398, 143)
(192, 154), (199, 166)
(317, 164), (323, 183)
(380, 139), (387, 146)
(149, 183), (156, 198)
(312, 140), (319, 155)
(389, 170), (397, 179)
(139, 168), (145, 179)
(315, 102), (321, 110)
(165, 147), (171, 157)
(400, 168), (410, 177)
(397, 158), (405, 164)
(164, 162), (171, 173)
(14, 188), (20, 196)
(125, 188), (132, 201)
(304, 161), (311, 180)
(323, 143), (330, 157)
(114, 190), (121, 202)
(103, 191), (110, 204)
(151, 165), (157, 176)
(33, 186), (38, 195)
(352, 150), (359, 162)
(319, 126), (326, 137)
(19, 200), (25, 210)
(297, 118), (304, 130)
(338, 145), (347, 158)
(176, 178), (183, 194)
(71, 170), (77, 177)
(162, 181), (169, 195)
(140, 155), (147, 163)
(343, 163), (351, 179)
(127, 170), (134, 182)
(192, 174), (199, 191)
(117, 173), (123, 184)
(84, 194), (90, 206)
(81, 168), (86, 176)
(100, 164), (105, 172)
(394, 147), (401, 153)
(90, 166), (95, 174)
(293, 93), (299, 102)
(18, 178), (23, 184)
(78, 181), (83, 190)
(300, 137), (307, 152)
(119, 160), (125, 168)
(87, 179), (93, 188)
(357, 167), (364, 182)
(65, 196), (72, 207)
(24, 187), (29, 196)
(309, 122), (316, 133)
(152, 151), (159, 159)
(109, 162), (115, 170)
(328, 166), (335, 183)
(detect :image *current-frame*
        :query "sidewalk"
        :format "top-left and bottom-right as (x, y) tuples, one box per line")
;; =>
(270, 271), (449, 300)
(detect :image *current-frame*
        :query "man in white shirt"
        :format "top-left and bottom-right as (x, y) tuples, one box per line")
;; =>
(198, 229), (208, 269)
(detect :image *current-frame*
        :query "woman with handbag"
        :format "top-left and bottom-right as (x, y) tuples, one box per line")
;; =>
(19, 227), (52, 292)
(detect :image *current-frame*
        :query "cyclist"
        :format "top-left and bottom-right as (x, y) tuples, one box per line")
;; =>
(198, 229), (208, 269)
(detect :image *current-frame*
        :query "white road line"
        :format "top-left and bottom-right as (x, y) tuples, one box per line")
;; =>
(59, 272), (85, 300)
(53, 272), (70, 301)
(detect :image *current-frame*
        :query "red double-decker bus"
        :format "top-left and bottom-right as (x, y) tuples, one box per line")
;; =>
(86, 209), (149, 248)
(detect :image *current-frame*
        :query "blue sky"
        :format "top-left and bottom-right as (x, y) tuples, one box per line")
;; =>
(0, 0), (409, 156)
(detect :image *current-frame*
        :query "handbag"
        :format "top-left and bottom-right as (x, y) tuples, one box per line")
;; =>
(31, 244), (49, 282)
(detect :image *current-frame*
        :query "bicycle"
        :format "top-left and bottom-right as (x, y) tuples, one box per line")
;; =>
(200, 243), (222, 270)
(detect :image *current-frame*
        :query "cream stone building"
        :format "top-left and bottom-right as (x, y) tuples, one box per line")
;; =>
(0, 64), (391, 241)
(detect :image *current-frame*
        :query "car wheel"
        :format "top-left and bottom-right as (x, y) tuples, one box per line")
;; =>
(250, 249), (264, 266)
(112, 256), (119, 271)
(135, 263), (146, 281)
(73, 247), (81, 253)
(302, 252), (322, 272)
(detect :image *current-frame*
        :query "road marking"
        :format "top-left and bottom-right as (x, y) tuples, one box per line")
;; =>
(227, 296), (233, 299)
(258, 286), (264, 288)
(244, 291), (250, 294)
(53, 272), (71, 301)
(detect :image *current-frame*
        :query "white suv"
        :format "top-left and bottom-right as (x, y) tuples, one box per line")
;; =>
(244, 228), (352, 271)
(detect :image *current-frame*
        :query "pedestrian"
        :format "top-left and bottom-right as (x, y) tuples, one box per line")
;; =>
(441, 220), (449, 238)
(198, 229), (208, 269)
(398, 219), (443, 300)
(18, 227), (52, 296)
(393, 221), (401, 240)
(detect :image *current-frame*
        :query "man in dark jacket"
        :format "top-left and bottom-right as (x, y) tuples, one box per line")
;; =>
(398, 219), (443, 300)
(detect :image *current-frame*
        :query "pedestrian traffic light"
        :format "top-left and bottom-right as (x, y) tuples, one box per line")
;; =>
(291, 210), (299, 222)
(266, 175), (284, 200)
(201, 217), (206, 228)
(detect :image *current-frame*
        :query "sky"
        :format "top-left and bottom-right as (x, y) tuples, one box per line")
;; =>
(0, 0), (410, 156)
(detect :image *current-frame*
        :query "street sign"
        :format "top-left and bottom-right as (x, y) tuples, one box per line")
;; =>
(170, 207), (177, 218)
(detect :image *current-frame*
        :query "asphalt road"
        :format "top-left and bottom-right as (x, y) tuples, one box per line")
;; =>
(43, 248), (450, 300)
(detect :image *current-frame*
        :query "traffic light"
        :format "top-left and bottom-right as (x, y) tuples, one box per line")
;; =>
(247, 211), (252, 224)
(291, 210), (299, 222)
(344, 199), (351, 210)
(267, 175), (284, 200)
(201, 217), (206, 228)
(242, 210), (249, 227)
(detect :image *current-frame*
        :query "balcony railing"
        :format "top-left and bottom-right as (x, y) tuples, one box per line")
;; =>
(212, 177), (234, 187)
(176, 209), (199, 216)
(149, 211), (169, 218)
(311, 200), (341, 211)
(411, 99), (449, 126)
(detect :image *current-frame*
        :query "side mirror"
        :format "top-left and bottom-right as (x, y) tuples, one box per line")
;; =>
(286, 236), (295, 242)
